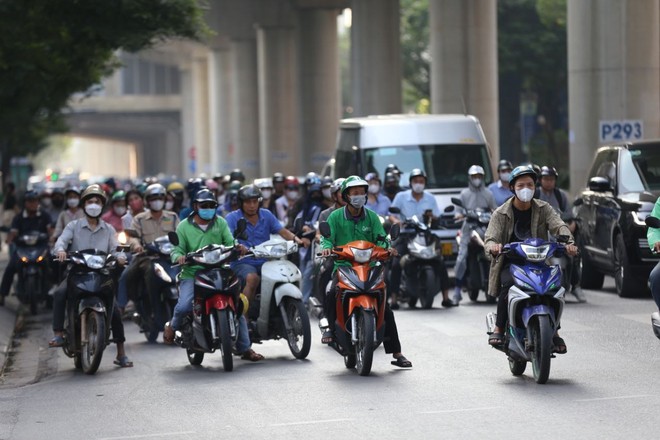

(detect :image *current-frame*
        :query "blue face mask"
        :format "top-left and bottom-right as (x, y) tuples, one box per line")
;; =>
(198, 208), (216, 220)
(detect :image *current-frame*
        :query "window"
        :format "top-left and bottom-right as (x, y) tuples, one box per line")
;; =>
(628, 143), (660, 191)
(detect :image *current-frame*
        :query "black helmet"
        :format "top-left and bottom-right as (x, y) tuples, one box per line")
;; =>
(321, 176), (333, 188)
(384, 164), (401, 176)
(24, 190), (39, 201)
(541, 166), (558, 178)
(509, 165), (538, 187)
(229, 168), (245, 183)
(497, 159), (513, 172)
(193, 189), (217, 205)
(238, 184), (262, 208)
(272, 172), (285, 184)
(408, 168), (427, 184)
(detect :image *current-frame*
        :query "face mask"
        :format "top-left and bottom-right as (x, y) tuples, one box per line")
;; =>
(412, 183), (425, 194)
(149, 200), (164, 211)
(515, 188), (534, 203)
(165, 201), (174, 211)
(84, 203), (103, 218)
(67, 198), (79, 208)
(471, 178), (482, 188)
(113, 206), (127, 216)
(349, 194), (367, 209)
(198, 208), (216, 221)
(287, 191), (299, 200)
(41, 198), (52, 207)
(500, 172), (511, 182)
(261, 190), (272, 200)
(368, 184), (380, 194)
(321, 189), (331, 199)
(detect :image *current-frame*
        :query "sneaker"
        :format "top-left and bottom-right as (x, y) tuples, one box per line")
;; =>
(453, 286), (462, 305)
(572, 286), (587, 303)
(441, 299), (456, 308)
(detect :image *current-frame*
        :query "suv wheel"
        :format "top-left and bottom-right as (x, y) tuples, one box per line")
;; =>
(580, 254), (604, 290)
(613, 234), (643, 298)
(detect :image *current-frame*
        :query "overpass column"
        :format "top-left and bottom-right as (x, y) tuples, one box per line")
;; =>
(208, 40), (232, 176)
(350, 0), (401, 116)
(429, 0), (499, 157)
(297, 6), (342, 173)
(192, 56), (211, 176)
(568, 0), (660, 193)
(256, 25), (301, 176)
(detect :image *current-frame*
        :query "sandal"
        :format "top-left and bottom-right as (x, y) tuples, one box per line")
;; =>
(553, 336), (567, 354)
(113, 356), (134, 368)
(240, 349), (264, 362)
(163, 322), (175, 344)
(391, 355), (412, 368)
(321, 329), (334, 344)
(48, 335), (65, 348)
(488, 332), (504, 346)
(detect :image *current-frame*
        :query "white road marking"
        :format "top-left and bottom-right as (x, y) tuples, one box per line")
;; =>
(421, 406), (499, 414)
(575, 394), (652, 402)
(98, 432), (196, 440)
(270, 418), (355, 427)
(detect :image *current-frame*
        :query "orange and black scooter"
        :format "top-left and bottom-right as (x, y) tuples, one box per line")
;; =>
(319, 222), (400, 376)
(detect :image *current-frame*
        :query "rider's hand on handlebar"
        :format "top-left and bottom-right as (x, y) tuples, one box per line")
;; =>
(117, 255), (127, 266)
(177, 255), (186, 265)
(320, 248), (332, 257)
(56, 250), (67, 262)
(490, 243), (502, 257)
(388, 247), (398, 257)
(300, 237), (311, 248)
(237, 244), (248, 255)
(133, 244), (144, 254)
(565, 244), (578, 257)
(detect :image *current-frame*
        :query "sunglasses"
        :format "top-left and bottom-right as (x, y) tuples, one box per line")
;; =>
(198, 202), (217, 209)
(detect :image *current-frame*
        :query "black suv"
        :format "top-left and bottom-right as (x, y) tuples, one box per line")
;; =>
(575, 141), (660, 297)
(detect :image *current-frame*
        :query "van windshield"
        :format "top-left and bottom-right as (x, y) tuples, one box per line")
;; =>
(362, 144), (492, 189)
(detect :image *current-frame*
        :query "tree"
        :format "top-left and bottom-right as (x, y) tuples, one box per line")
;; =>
(0, 0), (208, 184)
(400, 0), (430, 113)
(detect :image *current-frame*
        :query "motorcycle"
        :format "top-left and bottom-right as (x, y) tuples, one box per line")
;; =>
(123, 230), (180, 342)
(57, 249), (122, 374)
(644, 216), (660, 340)
(167, 223), (246, 372)
(14, 230), (51, 314)
(389, 206), (444, 309)
(486, 236), (568, 384)
(318, 221), (400, 376)
(243, 232), (311, 360)
(451, 197), (493, 303)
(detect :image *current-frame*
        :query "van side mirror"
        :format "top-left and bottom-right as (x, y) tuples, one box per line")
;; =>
(390, 223), (400, 241)
(319, 221), (331, 238)
(588, 177), (613, 192)
(646, 216), (660, 228)
(168, 231), (179, 246)
(235, 218), (248, 240)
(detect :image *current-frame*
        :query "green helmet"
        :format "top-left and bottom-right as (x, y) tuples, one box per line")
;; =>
(111, 190), (126, 204)
(341, 175), (369, 200)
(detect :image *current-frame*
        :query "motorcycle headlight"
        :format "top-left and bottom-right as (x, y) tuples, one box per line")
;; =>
(265, 242), (288, 258)
(351, 247), (373, 264)
(159, 243), (174, 255)
(84, 254), (106, 269)
(520, 244), (550, 262)
(194, 248), (230, 264)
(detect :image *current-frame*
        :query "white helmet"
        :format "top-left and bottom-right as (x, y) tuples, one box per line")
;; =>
(468, 165), (485, 176)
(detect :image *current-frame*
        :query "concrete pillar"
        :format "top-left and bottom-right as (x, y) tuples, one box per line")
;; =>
(568, 0), (660, 192)
(350, 0), (402, 116)
(230, 38), (261, 178)
(429, 0), (499, 159)
(191, 56), (211, 176)
(208, 43), (233, 176)
(180, 64), (196, 179)
(257, 25), (301, 177)
(298, 8), (341, 173)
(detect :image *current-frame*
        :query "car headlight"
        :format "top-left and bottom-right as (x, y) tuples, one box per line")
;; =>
(351, 247), (373, 263)
(520, 244), (550, 262)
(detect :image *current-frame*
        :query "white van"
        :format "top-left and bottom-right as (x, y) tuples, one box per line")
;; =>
(332, 114), (495, 262)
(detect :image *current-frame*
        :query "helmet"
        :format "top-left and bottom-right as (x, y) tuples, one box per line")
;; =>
(541, 166), (558, 178)
(497, 159), (513, 172)
(409, 168), (427, 184)
(205, 178), (219, 190)
(272, 172), (285, 184)
(384, 172), (398, 184)
(321, 176), (333, 188)
(80, 184), (108, 205)
(304, 172), (321, 187)
(468, 165), (485, 176)
(284, 176), (299, 188)
(238, 184), (263, 205)
(255, 178), (273, 190)
(384, 164), (401, 176)
(229, 180), (242, 193)
(330, 178), (345, 194)
(509, 165), (538, 187)
(135, 182), (148, 195)
(341, 175), (369, 201)
(530, 163), (542, 178)
(364, 172), (380, 182)
(193, 188), (218, 205)
(167, 181), (185, 193)
(143, 176), (159, 185)
(144, 183), (167, 200)
(24, 190), (39, 201)
(111, 190), (126, 203)
(212, 173), (223, 182)
(64, 186), (81, 197)
(229, 169), (245, 183)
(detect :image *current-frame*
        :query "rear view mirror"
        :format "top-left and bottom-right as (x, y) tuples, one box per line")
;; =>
(168, 231), (179, 246)
(319, 221), (331, 238)
(450, 197), (463, 208)
(556, 235), (570, 244)
(293, 217), (303, 235)
(388, 206), (401, 214)
(572, 198), (583, 207)
(390, 223), (400, 241)
(588, 177), (613, 192)
(444, 205), (455, 213)
(646, 216), (660, 228)
(235, 218), (248, 240)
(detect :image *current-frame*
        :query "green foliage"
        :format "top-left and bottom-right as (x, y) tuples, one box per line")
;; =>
(400, 0), (430, 112)
(0, 0), (208, 176)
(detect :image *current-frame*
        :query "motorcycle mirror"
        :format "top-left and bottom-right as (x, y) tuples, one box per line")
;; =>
(388, 206), (401, 214)
(390, 223), (400, 240)
(235, 218), (247, 239)
(293, 217), (303, 235)
(573, 198), (583, 207)
(556, 234), (571, 243)
(319, 221), (331, 238)
(450, 197), (463, 207)
(168, 231), (180, 246)
(444, 205), (455, 213)
(646, 216), (660, 228)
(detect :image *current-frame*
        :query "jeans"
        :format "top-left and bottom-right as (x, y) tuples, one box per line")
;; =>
(0, 253), (19, 297)
(300, 252), (314, 304)
(649, 262), (660, 311)
(171, 278), (250, 353)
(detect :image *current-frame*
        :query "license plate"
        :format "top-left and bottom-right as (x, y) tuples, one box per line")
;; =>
(441, 242), (454, 256)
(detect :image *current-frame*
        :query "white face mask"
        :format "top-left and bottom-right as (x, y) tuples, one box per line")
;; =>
(471, 178), (482, 188)
(349, 194), (367, 209)
(84, 203), (103, 218)
(165, 201), (174, 211)
(67, 198), (79, 208)
(368, 184), (380, 194)
(321, 188), (331, 199)
(41, 198), (52, 207)
(412, 183), (425, 194)
(287, 190), (299, 201)
(515, 188), (534, 203)
(500, 172), (511, 182)
(113, 206), (127, 216)
(149, 200), (164, 211)
(261, 190), (273, 200)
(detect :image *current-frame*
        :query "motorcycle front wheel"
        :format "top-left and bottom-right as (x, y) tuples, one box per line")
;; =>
(281, 298), (311, 359)
(530, 315), (553, 384)
(215, 309), (234, 372)
(355, 309), (375, 376)
(25, 276), (39, 315)
(186, 348), (204, 365)
(81, 311), (106, 375)
(420, 268), (436, 309)
(508, 358), (526, 376)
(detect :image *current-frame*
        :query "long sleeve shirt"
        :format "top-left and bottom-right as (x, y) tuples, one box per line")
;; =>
(53, 217), (119, 256)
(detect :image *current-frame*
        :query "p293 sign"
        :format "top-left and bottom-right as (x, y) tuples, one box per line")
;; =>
(599, 120), (643, 143)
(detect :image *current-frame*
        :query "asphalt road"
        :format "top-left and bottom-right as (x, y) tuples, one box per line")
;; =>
(1, 279), (659, 440)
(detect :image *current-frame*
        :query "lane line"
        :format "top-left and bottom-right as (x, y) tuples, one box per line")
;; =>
(421, 406), (499, 414)
(575, 395), (652, 403)
(270, 418), (355, 427)
(98, 432), (196, 440)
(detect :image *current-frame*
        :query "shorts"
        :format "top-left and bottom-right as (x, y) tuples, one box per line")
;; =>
(232, 263), (261, 283)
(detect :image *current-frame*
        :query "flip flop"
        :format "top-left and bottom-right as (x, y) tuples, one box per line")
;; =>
(488, 332), (504, 347)
(48, 335), (65, 348)
(553, 336), (567, 354)
(391, 355), (412, 368)
(113, 356), (134, 368)
(240, 349), (264, 362)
